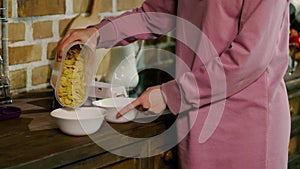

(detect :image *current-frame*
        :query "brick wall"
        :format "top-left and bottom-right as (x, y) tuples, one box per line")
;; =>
(5, 0), (175, 94)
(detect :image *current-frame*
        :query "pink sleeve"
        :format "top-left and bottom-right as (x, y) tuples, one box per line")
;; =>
(91, 0), (177, 48)
(161, 0), (289, 115)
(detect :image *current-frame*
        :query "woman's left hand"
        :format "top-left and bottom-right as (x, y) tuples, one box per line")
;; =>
(116, 85), (166, 118)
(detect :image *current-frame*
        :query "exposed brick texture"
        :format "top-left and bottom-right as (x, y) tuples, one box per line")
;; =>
(73, 0), (113, 13)
(17, 0), (66, 17)
(117, 0), (144, 11)
(9, 69), (27, 90)
(32, 21), (53, 40)
(73, 0), (92, 13)
(9, 45), (42, 65)
(8, 22), (26, 42)
(59, 18), (73, 37)
(32, 65), (51, 85)
(47, 42), (58, 60)
(95, 0), (113, 13)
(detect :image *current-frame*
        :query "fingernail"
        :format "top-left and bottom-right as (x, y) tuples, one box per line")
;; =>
(116, 113), (122, 119)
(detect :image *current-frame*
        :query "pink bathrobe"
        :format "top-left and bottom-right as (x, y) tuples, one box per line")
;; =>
(92, 0), (291, 168)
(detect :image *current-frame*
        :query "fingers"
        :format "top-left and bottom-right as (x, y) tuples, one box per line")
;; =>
(116, 99), (140, 118)
(116, 96), (151, 118)
(57, 28), (99, 61)
(116, 86), (164, 119)
(57, 30), (83, 60)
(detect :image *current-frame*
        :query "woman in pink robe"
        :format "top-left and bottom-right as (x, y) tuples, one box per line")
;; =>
(58, 0), (291, 168)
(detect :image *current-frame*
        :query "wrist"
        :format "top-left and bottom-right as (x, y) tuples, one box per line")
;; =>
(87, 26), (100, 46)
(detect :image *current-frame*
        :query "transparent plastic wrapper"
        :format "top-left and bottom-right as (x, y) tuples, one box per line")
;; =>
(51, 41), (97, 108)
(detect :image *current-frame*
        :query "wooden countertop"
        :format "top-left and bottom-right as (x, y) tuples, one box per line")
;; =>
(0, 88), (175, 169)
(1, 67), (300, 168)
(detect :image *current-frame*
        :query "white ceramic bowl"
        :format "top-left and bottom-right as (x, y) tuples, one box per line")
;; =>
(92, 98), (137, 123)
(50, 107), (105, 136)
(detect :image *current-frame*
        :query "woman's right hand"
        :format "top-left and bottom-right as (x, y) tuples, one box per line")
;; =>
(57, 27), (99, 61)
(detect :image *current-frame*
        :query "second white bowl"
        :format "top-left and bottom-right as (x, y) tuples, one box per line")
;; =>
(92, 98), (137, 123)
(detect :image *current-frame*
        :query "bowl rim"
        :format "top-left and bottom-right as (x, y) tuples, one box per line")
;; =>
(50, 107), (105, 120)
(92, 97), (136, 108)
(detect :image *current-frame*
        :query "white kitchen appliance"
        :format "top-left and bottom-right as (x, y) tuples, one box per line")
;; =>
(291, 0), (300, 22)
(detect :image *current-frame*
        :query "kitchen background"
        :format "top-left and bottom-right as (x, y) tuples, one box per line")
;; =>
(1, 0), (175, 95)
(0, 1), (299, 168)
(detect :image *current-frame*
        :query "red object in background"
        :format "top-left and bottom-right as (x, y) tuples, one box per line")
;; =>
(290, 28), (300, 49)
(290, 28), (299, 38)
(289, 36), (300, 49)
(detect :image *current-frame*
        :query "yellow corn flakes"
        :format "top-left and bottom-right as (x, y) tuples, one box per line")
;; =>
(57, 44), (86, 107)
